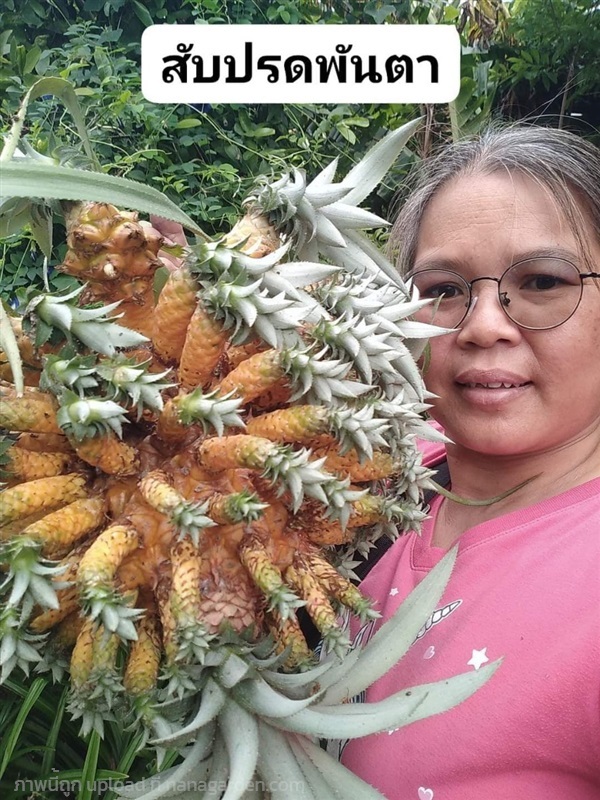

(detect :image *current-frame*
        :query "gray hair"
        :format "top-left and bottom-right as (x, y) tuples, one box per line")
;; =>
(390, 125), (600, 275)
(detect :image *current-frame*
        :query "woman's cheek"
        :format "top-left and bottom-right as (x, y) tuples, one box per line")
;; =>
(420, 338), (452, 395)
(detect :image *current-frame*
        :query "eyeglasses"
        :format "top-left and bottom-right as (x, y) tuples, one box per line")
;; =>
(408, 257), (600, 331)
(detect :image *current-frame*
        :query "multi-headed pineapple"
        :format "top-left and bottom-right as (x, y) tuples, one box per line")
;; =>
(0, 121), (495, 800)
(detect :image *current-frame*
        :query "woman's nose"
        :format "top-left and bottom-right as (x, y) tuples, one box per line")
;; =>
(457, 284), (521, 345)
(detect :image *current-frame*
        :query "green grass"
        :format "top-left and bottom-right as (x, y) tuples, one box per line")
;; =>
(0, 674), (162, 800)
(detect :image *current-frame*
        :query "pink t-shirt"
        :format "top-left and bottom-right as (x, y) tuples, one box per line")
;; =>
(340, 453), (600, 799)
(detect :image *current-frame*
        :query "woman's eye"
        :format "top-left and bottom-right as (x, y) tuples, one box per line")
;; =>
(522, 274), (563, 291)
(423, 283), (464, 299)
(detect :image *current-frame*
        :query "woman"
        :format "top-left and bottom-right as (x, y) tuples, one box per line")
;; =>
(340, 126), (600, 799)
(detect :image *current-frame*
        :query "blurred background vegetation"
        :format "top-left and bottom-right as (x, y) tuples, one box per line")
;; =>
(0, 1), (598, 797)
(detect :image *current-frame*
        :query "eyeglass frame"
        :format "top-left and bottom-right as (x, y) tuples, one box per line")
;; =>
(406, 257), (600, 331)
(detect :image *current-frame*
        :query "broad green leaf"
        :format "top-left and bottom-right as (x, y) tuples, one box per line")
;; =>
(0, 29), (12, 54)
(153, 266), (170, 303)
(2, 162), (209, 239)
(34, 317), (53, 349)
(250, 126), (276, 138)
(174, 119), (203, 129)
(365, 2), (396, 24)
(24, 44), (42, 75)
(132, 0), (154, 27)
(0, 206), (31, 238)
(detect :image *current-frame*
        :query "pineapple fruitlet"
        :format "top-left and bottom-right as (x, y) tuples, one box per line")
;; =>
(0, 121), (498, 800)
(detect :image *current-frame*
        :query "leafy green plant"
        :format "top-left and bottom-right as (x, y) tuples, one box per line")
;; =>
(497, 0), (600, 132)
(0, 675), (174, 800)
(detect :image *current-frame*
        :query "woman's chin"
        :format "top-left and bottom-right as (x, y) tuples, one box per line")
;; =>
(440, 420), (536, 459)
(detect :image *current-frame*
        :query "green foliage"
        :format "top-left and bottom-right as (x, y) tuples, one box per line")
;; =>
(497, 0), (600, 130)
(449, 54), (499, 140)
(508, 0), (599, 93)
(0, 234), (77, 307)
(0, 676), (175, 799)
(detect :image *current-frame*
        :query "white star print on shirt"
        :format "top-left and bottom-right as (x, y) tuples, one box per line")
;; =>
(389, 587), (399, 596)
(467, 648), (489, 670)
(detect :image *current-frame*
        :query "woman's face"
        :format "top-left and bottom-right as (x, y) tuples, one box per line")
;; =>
(413, 171), (600, 457)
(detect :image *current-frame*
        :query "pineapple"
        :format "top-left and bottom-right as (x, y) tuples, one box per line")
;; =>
(0, 120), (498, 800)
(60, 201), (164, 337)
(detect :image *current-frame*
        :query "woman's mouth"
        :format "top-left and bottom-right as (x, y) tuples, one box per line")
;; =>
(455, 379), (532, 407)
(459, 381), (531, 389)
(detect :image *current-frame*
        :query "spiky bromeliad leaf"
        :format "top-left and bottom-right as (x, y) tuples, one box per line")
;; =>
(240, 119), (422, 289)
(338, 117), (422, 207)
(257, 441), (366, 522)
(172, 499), (216, 545)
(26, 285), (149, 356)
(191, 239), (340, 317)
(202, 275), (306, 348)
(80, 585), (144, 641)
(278, 342), (372, 405)
(216, 490), (269, 524)
(0, 543), (55, 682)
(0, 80), (97, 259)
(56, 391), (130, 440)
(95, 358), (173, 415)
(0, 608), (46, 682)
(40, 353), (99, 395)
(0, 77), (99, 167)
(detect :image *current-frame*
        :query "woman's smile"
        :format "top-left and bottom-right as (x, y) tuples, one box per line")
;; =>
(454, 368), (533, 407)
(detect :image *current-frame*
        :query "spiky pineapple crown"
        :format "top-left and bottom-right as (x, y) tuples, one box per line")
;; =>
(55, 389), (129, 440)
(24, 285), (148, 354)
(40, 351), (173, 442)
(0, 537), (64, 681)
(174, 388), (245, 434)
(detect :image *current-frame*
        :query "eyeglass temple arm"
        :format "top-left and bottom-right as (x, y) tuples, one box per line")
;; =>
(580, 272), (600, 280)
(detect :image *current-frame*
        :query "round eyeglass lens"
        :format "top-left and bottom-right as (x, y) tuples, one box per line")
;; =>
(410, 270), (470, 328)
(499, 258), (583, 329)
